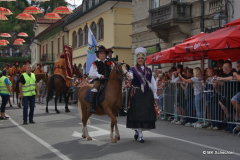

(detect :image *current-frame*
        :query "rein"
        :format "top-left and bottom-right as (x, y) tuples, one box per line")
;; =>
(108, 63), (127, 80)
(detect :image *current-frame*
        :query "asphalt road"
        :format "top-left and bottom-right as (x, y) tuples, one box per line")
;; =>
(0, 98), (240, 160)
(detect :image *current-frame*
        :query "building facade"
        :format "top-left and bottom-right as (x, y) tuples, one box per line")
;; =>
(133, 0), (232, 71)
(63, 0), (132, 73)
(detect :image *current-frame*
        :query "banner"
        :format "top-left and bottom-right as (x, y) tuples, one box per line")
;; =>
(64, 44), (73, 78)
(86, 24), (97, 73)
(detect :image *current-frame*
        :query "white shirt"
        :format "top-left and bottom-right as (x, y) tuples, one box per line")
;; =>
(171, 74), (180, 83)
(129, 66), (158, 99)
(89, 59), (114, 79)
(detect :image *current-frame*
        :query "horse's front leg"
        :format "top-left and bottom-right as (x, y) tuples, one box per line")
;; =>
(65, 94), (70, 112)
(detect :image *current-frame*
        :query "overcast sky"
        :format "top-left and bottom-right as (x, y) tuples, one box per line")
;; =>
(26, 0), (83, 10)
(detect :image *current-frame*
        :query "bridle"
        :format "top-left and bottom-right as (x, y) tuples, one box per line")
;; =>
(111, 62), (128, 80)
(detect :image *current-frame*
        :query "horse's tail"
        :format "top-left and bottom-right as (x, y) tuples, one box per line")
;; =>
(78, 98), (91, 125)
(48, 76), (55, 101)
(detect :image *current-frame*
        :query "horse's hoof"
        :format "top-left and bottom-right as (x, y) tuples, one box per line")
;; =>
(82, 135), (86, 138)
(65, 109), (70, 113)
(10, 105), (13, 107)
(46, 111), (49, 113)
(111, 139), (117, 143)
(42, 103), (44, 104)
(87, 137), (92, 140)
(56, 111), (60, 114)
(118, 137), (120, 141)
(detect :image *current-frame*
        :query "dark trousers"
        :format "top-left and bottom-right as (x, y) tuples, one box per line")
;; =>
(23, 96), (35, 121)
(1, 95), (10, 113)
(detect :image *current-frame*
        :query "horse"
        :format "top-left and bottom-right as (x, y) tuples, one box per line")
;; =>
(78, 61), (128, 143)
(46, 75), (71, 113)
(11, 74), (21, 108)
(36, 79), (46, 104)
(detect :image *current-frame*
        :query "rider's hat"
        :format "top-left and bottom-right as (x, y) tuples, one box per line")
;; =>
(14, 60), (19, 65)
(60, 54), (65, 59)
(5, 63), (10, 67)
(108, 48), (114, 53)
(95, 45), (109, 58)
(25, 59), (31, 64)
(37, 63), (42, 67)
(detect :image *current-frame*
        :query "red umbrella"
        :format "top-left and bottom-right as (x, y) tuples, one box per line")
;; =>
(13, 41), (23, 45)
(0, 33), (11, 37)
(0, 7), (12, 15)
(0, 14), (8, 20)
(16, 13), (35, 20)
(182, 32), (207, 42)
(0, 42), (7, 46)
(23, 6), (43, 14)
(0, 40), (9, 44)
(223, 18), (240, 27)
(44, 12), (61, 20)
(15, 38), (26, 43)
(18, 32), (28, 37)
(53, 6), (73, 14)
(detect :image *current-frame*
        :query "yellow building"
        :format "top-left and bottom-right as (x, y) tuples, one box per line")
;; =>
(63, 0), (132, 73)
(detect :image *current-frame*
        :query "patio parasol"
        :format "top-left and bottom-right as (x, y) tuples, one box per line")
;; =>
(23, 6), (43, 14)
(0, 33), (11, 37)
(53, 6), (73, 14)
(18, 32), (28, 37)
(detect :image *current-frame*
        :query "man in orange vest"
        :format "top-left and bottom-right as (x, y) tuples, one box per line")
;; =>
(20, 59), (30, 74)
(34, 63), (44, 74)
(10, 60), (21, 91)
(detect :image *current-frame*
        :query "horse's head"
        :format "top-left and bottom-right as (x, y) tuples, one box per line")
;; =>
(113, 61), (129, 81)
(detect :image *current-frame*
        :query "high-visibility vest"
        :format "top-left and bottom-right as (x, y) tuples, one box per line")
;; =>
(22, 73), (36, 96)
(0, 76), (12, 94)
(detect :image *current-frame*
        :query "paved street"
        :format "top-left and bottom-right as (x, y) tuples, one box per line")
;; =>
(0, 98), (240, 160)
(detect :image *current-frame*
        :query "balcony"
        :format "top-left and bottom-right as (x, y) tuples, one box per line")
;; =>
(41, 53), (56, 63)
(148, 1), (192, 42)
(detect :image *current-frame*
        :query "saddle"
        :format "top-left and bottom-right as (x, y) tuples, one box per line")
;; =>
(84, 82), (107, 111)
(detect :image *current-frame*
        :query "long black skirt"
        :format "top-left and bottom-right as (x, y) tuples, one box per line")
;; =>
(126, 89), (156, 129)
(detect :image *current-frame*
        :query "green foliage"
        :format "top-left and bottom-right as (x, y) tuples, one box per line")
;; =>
(0, 0), (34, 43)
(0, 55), (31, 69)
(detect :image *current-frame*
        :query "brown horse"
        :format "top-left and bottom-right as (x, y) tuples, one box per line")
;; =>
(78, 62), (128, 143)
(46, 75), (71, 113)
(11, 74), (21, 108)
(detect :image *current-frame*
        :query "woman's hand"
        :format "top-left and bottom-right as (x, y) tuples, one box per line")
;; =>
(127, 73), (133, 80)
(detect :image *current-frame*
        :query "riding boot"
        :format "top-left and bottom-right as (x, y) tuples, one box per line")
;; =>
(89, 92), (97, 113)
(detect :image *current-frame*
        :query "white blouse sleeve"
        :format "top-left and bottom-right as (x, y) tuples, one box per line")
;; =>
(151, 76), (158, 99)
(89, 63), (103, 79)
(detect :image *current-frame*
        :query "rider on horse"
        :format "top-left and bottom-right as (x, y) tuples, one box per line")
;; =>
(20, 59), (31, 74)
(3, 63), (12, 80)
(54, 54), (72, 87)
(34, 63), (44, 74)
(89, 45), (114, 113)
(10, 60), (21, 91)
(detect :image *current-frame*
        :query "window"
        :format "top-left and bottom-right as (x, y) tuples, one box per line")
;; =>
(84, 26), (88, 45)
(98, 18), (104, 40)
(96, 0), (99, 4)
(150, 0), (159, 9)
(79, 28), (83, 46)
(91, 22), (97, 39)
(89, 0), (92, 8)
(57, 38), (60, 54)
(83, 1), (86, 11)
(73, 31), (78, 48)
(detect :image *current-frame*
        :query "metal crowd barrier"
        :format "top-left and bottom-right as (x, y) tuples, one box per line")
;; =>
(160, 80), (240, 136)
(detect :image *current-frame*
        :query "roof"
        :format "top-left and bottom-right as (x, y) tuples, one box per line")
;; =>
(37, 17), (58, 24)
(63, 0), (132, 27)
(35, 5), (82, 40)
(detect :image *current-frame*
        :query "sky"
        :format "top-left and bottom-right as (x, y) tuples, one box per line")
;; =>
(26, 0), (83, 10)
